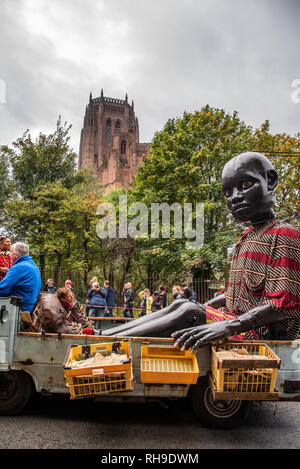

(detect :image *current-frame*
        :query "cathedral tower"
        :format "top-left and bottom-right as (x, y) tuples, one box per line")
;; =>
(79, 90), (150, 191)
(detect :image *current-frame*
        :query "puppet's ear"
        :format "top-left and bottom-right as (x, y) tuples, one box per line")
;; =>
(267, 169), (278, 190)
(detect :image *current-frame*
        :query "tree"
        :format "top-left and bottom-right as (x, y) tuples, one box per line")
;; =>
(129, 107), (300, 281)
(1, 119), (104, 293)
(253, 121), (300, 221)
(1, 116), (78, 200)
(129, 105), (254, 279)
(0, 150), (11, 212)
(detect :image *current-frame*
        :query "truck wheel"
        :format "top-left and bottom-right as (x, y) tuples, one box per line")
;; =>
(0, 371), (34, 416)
(189, 376), (251, 429)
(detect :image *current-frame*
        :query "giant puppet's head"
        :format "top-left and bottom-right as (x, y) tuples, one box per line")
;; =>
(222, 152), (278, 224)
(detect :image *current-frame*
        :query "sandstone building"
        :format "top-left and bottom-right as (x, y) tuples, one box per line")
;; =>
(79, 90), (150, 192)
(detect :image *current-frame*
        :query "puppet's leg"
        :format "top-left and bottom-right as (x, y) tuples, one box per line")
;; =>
(100, 299), (188, 336)
(102, 300), (206, 338)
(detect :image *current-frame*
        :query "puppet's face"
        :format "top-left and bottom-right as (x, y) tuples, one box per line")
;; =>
(222, 154), (277, 223)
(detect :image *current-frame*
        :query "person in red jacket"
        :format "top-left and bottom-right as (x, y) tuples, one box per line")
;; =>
(0, 235), (12, 281)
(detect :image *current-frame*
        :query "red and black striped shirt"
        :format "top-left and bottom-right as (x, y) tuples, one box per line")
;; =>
(225, 219), (300, 340)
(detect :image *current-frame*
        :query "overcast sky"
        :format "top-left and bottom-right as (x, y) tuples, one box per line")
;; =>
(0, 0), (299, 155)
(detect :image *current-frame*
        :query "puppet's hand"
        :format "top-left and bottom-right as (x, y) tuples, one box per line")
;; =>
(172, 320), (235, 353)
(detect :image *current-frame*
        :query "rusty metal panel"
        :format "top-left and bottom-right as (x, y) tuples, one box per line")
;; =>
(0, 298), (19, 371)
(144, 383), (189, 398)
(268, 340), (300, 399)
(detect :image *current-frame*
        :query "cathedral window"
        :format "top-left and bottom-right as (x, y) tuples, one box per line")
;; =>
(115, 120), (121, 133)
(105, 118), (111, 149)
(121, 140), (126, 155)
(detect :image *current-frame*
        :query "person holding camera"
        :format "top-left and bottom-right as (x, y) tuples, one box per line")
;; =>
(138, 288), (153, 316)
(86, 281), (107, 317)
(151, 291), (163, 312)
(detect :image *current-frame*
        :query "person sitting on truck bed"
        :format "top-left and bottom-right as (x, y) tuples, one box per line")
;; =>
(0, 242), (41, 313)
(37, 287), (99, 335)
(100, 152), (300, 347)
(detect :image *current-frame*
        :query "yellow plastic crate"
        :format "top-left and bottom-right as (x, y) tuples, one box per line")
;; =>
(140, 345), (199, 384)
(211, 342), (280, 395)
(63, 341), (133, 399)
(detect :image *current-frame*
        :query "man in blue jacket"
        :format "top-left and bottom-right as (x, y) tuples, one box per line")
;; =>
(0, 242), (41, 313)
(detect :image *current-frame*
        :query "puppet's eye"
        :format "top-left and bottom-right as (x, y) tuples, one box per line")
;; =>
(241, 180), (254, 190)
(224, 189), (232, 198)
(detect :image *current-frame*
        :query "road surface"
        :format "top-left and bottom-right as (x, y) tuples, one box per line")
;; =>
(0, 393), (299, 450)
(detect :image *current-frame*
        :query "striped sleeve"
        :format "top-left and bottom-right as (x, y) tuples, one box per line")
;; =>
(263, 224), (300, 318)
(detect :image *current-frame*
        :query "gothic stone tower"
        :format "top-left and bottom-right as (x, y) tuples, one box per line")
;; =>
(79, 90), (150, 192)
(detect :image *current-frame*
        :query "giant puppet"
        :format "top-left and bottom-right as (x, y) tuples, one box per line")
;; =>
(31, 152), (299, 345)
(101, 152), (300, 349)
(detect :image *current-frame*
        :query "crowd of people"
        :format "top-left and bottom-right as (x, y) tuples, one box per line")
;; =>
(137, 283), (197, 317)
(0, 234), (211, 335)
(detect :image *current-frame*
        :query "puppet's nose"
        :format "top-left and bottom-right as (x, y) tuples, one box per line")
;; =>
(230, 187), (243, 203)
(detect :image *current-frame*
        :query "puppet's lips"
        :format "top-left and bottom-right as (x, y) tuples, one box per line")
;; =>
(231, 204), (249, 213)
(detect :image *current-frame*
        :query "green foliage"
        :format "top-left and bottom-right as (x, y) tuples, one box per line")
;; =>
(0, 150), (11, 211)
(129, 107), (299, 280)
(129, 106), (254, 278)
(1, 116), (78, 200)
(2, 109), (299, 300)
(1, 118), (104, 292)
(253, 121), (300, 221)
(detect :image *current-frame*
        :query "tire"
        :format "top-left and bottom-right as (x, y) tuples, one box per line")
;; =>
(0, 371), (34, 416)
(189, 376), (252, 429)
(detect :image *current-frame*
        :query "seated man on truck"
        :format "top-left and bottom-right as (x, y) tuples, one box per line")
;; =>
(37, 287), (99, 335)
(0, 241), (41, 314)
(100, 152), (300, 349)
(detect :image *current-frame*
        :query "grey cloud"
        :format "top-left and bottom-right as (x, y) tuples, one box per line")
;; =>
(0, 0), (299, 156)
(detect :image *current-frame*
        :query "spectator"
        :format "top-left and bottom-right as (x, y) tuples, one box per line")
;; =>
(86, 276), (98, 315)
(180, 283), (193, 300)
(214, 285), (225, 297)
(44, 278), (56, 293)
(151, 291), (162, 312)
(172, 286), (182, 301)
(65, 279), (74, 293)
(138, 288), (153, 316)
(123, 282), (134, 318)
(0, 235), (12, 281)
(87, 281), (107, 317)
(0, 242), (41, 313)
(87, 277), (98, 296)
(104, 280), (115, 317)
(37, 287), (97, 335)
(158, 285), (168, 308)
